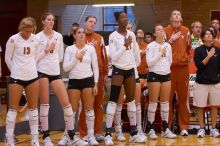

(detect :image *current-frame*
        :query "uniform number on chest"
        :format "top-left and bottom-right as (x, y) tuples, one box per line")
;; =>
(23, 47), (30, 55)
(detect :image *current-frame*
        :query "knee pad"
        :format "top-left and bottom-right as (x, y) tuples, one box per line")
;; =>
(106, 101), (117, 115)
(85, 109), (95, 121)
(28, 109), (38, 121)
(127, 100), (136, 112)
(63, 104), (74, 131)
(40, 104), (49, 116)
(160, 102), (169, 112)
(148, 102), (158, 113)
(63, 104), (73, 116)
(109, 85), (121, 102)
(7, 109), (17, 122)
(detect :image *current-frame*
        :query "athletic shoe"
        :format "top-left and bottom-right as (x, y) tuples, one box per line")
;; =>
(104, 135), (114, 146)
(87, 136), (99, 145)
(95, 134), (105, 142)
(180, 129), (188, 136)
(58, 133), (69, 146)
(138, 132), (147, 142)
(43, 136), (54, 146)
(31, 136), (40, 146)
(116, 131), (126, 141)
(210, 128), (220, 138)
(161, 128), (176, 139)
(197, 129), (205, 138)
(148, 129), (157, 140)
(67, 135), (89, 146)
(129, 134), (146, 143)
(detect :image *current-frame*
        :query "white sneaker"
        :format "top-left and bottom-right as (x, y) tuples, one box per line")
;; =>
(87, 136), (99, 145)
(31, 136), (40, 146)
(148, 129), (157, 140)
(58, 133), (69, 146)
(129, 134), (146, 143)
(161, 128), (176, 139)
(138, 132), (147, 142)
(95, 134), (105, 142)
(43, 136), (54, 146)
(197, 129), (205, 138)
(67, 135), (89, 146)
(116, 132), (126, 141)
(104, 135), (114, 146)
(180, 129), (188, 136)
(210, 128), (220, 138)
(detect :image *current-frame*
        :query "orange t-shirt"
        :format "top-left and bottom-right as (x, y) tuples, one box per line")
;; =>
(164, 25), (192, 66)
(214, 33), (220, 48)
(137, 41), (148, 74)
(85, 32), (108, 75)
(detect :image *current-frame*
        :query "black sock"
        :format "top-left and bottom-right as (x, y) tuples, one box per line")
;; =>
(130, 125), (138, 136)
(162, 120), (168, 132)
(68, 130), (75, 140)
(43, 130), (50, 140)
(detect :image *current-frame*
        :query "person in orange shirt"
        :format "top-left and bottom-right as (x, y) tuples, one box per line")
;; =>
(211, 19), (220, 48)
(136, 29), (148, 81)
(189, 21), (203, 74)
(164, 10), (192, 136)
(144, 32), (153, 44)
(211, 19), (220, 40)
(79, 15), (108, 141)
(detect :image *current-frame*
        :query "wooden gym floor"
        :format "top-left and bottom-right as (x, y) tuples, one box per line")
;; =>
(1, 132), (220, 146)
(1, 105), (220, 146)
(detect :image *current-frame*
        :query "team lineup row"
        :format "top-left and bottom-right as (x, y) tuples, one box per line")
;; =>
(4, 9), (220, 146)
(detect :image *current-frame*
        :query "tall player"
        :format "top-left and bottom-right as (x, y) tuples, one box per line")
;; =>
(37, 12), (76, 146)
(164, 10), (192, 136)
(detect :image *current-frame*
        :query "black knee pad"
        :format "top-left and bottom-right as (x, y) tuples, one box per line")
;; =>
(109, 85), (121, 103)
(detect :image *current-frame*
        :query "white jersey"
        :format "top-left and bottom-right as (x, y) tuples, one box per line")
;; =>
(109, 30), (140, 70)
(146, 41), (172, 75)
(5, 33), (39, 80)
(36, 31), (64, 75)
(63, 44), (99, 83)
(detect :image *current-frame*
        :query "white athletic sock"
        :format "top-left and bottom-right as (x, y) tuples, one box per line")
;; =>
(106, 101), (117, 128)
(127, 100), (136, 126)
(147, 102), (157, 124)
(114, 104), (122, 133)
(28, 109), (39, 136)
(6, 109), (17, 138)
(85, 109), (95, 137)
(40, 104), (49, 131)
(160, 101), (169, 122)
(136, 103), (142, 132)
(63, 104), (74, 131)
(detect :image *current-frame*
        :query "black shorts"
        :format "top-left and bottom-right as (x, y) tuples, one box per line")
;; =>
(138, 73), (148, 79)
(9, 77), (38, 87)
(147, 72), (171, 82)
(68, 76), (94, 90)
(38, 72), (62, 83)
(112, 66), (135, 79)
